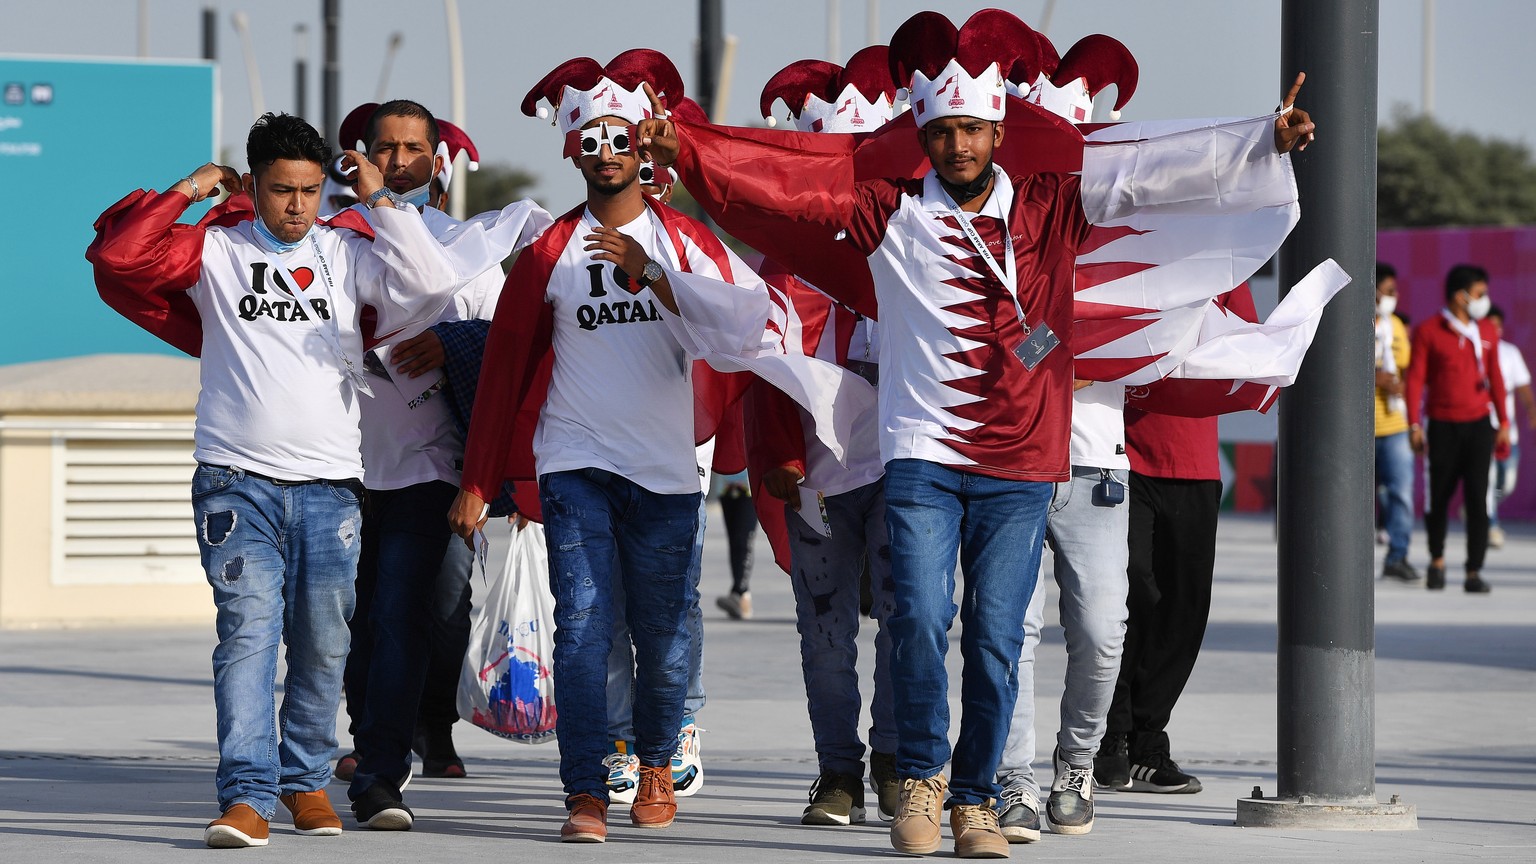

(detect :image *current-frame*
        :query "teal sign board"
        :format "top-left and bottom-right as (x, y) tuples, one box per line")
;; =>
(0, 56), (215, 365)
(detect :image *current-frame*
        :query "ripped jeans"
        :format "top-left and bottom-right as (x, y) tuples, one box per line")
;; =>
(539, 468), (701, 801)
(192, 463), (362, 819)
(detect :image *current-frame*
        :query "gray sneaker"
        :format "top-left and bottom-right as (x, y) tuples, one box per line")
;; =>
(1047, 747), (1095, 835)
(869, 751), (901, 822)
(803, 769), (866, 825)
(996, 781), (1041, 843)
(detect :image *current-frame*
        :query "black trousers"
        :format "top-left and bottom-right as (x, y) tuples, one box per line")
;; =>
(719, 486), (758, 595)
(1425, 417), (1496, 571)
(1107, 473), (1221, 761)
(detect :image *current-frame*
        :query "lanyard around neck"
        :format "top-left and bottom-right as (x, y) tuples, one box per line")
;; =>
(938, 169), (1026, 332)
(251, 234), (374, 398)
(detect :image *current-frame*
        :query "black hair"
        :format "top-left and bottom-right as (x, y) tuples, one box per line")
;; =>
(246, 112), (333, 175)
(1375, 261), (1396, 286)
(366, 99), (441, 152)
(1444, 263), (1489, 301)
(1488, 303), (1506, 323)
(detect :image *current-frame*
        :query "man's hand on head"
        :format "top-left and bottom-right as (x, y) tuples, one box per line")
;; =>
(344, 150), (387, 202)
(179, 163), (241, 202)
(1274, 72), (1316, 154)
(638, 82), (680, 167)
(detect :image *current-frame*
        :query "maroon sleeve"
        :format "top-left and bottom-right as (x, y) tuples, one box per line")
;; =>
(86, 189), (207, 356)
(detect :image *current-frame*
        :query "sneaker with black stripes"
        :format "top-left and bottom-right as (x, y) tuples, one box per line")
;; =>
(1127, 754), (1202, 794)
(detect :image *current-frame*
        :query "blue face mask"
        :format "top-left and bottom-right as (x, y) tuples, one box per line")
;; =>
(250, 190), (312, 253)
(398, 180), (434, 209)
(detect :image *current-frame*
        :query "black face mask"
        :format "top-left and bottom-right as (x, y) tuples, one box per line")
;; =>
(938, 161), (995, 204)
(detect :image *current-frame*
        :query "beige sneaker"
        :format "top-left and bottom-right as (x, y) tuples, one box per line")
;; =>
(890, 774), (946, 855)
(951, 801), (1010, 858)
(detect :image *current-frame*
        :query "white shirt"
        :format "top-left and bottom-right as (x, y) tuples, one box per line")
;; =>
(358, 207), (510, 490)
(1069, 382), (1130, 470)
(534, 209), (702, 495)
(189, 207), (459, 480)
(1498, 340), (1531, 445)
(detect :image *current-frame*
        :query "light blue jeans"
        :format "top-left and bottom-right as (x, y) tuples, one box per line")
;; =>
(192, 464), (361, 819)
(784, 479), (898, 776)
(1375, 431), (1415, 564)
(605, 494), (708, 743)
(883, 459), (1053, 806)
(998, 467), (1131, 790)
(539, 469), (701, 800)
(1489, 442), (1520, 529)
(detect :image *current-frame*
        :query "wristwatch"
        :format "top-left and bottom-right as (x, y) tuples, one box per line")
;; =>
(637, 259), (664, 288)
(365, 188), (402, 210)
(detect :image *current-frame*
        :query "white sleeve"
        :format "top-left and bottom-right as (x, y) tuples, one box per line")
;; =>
(1506, 345), (1532, 389)
(1078, 113), (1298, 225)
(431, 199), (554, 283)
(350, 205), (461, 338)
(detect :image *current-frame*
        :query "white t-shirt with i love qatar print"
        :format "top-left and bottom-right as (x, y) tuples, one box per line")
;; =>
(188, 207), (461, 481)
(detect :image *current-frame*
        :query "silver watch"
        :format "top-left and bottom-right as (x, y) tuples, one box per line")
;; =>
(365, 188), (402, 210)
(638, 259), (664, 288)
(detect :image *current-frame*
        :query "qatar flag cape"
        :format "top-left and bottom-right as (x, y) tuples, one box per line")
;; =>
(667, 99), (1348, 396)
(459, 196), (876, 521)
(88, 191), (549, 356)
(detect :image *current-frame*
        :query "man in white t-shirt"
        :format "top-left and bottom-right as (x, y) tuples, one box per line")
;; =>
(89, 113), (473, 849)
(339, 99), (549, 831)
(448, 51), (777, 843)
(1486, 305), (1536, 548)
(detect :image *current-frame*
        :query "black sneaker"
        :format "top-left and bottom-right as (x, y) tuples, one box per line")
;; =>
(414, 726), (467, 778)
(802, 769), (866, 826)
(996, 781), (1041, 843)
(1128, 755), (1202, 794)
(1381, 559), (1421, 582)
(351, 782), (414, 830)
(1426, 563), (1446, 591)
(1093, 733), (1131, 790)
(1047, 747), (1095, 834)
(869, 751), (901, 822)
(1465, 572), (1492, 593)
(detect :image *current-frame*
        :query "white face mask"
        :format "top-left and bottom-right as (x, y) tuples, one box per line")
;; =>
(1376, 295), (1397, 317)
(1467, 294), (1492, 321)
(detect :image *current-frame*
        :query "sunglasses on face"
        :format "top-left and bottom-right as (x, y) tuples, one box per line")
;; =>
(563, 122), (638, 159)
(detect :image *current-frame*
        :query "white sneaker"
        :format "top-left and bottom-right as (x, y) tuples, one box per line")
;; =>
(671, 720), (704, 797)
(1489, 525), (1506, 549)
(604, 741), (639, 805)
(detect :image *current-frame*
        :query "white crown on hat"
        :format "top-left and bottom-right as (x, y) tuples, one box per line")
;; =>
(546, 76), (651, 134)
(796, 82), (896, 134)
(905, 57), (1006, 128)
(1024, 72), (1093, 125)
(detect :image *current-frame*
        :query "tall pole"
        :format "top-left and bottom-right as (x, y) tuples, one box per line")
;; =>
(138, 0), (150, 57)
(232, 12), (265, 120)
(698, 0), (723, 121)
(1421, 0), (1435, 116)
(827, 0), (840, 62)
(201, 7), (217, 61)
(323, 0), (340, 149)
(865, 0), (879, 44)
(1239, 0), (1413, 829)
(444, 0), (466, 220)
(294, 25), (308, 121)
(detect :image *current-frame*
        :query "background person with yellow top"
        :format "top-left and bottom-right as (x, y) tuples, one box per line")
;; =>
(1375, 262), (1417, 582)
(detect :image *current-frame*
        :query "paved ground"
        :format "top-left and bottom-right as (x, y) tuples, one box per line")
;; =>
(1, 512), (1532, 862)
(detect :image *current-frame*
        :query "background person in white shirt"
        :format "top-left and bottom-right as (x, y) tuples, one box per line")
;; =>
(1485, 305), (1536, 548)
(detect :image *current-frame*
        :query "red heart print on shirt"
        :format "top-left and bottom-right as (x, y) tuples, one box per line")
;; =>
(289, 267), (315, 291)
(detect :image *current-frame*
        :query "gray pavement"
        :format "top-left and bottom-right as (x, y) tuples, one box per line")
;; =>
(2, 511), (1533, 862)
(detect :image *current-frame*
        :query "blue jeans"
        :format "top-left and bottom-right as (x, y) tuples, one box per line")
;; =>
(883, 459), (1053, 806)
(606, 494), (708, 742)
(1375, 431), (1415, 564)
(539, 469), (701, 800)
(1489, 442), (1520, 529)
(192, 464), (361, 819)
(349, 480), (458, 801)
(999, 467), (1131, 789)
(785, 479), (898, 775)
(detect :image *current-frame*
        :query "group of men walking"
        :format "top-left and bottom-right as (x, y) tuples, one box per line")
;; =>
(90, 7), (1331, 858)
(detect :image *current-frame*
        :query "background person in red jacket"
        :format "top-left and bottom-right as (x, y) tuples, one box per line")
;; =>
(1404, 264), (1508, 593)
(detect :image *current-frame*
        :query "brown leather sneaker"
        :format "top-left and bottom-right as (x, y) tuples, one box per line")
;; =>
(561, 793), (608, 843)
(205, 803), (270, 848)
(951, 800), (1010, 859)
(631, 764), (677, 828)
(890, 774), (947, 855)
(280, 789), (343, 836)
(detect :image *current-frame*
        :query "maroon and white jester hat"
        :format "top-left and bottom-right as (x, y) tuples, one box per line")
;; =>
(335, 102), (482, 191)
(758, 45), (897, 134)
(887, 8), (1043, 128)
(1018, 34), (1138, 125)
(520, 48), (683, 157)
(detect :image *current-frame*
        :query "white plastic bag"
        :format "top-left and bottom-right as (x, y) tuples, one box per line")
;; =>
(458, 522), (559, 743)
